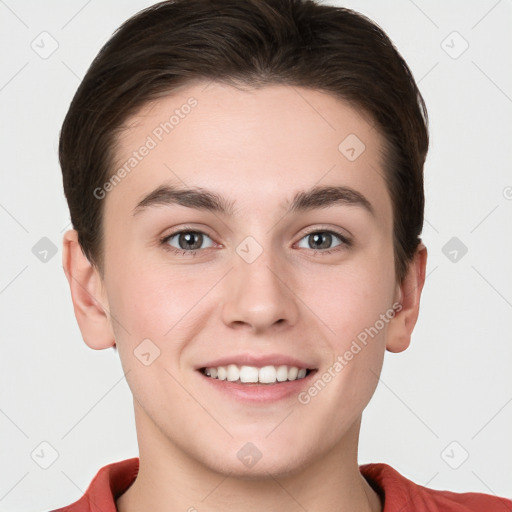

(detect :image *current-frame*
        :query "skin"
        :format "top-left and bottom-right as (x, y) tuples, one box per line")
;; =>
(63, 82), (427, 512)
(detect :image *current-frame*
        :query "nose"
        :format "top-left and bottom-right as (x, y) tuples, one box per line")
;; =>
(221, 250), (300, 334)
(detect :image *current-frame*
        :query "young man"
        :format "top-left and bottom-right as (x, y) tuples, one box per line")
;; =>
(54, 0), (511, 510)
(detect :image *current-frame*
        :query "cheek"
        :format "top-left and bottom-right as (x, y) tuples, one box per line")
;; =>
(304, 251), (397, 346)
(105, 257), (220, 349)
(295, 245), (396, 406)
(297, 268), (393, 434)
(104, 261), (210, 402)
(107, 266), (169, 339)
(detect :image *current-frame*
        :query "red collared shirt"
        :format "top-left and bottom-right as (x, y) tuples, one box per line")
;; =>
(50, 458), (512, 511)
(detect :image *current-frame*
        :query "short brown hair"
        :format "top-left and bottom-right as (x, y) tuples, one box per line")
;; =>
(59, 0), (428, 281)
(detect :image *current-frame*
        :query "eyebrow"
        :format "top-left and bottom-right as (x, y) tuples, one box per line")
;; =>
(133, 183), (374, 217)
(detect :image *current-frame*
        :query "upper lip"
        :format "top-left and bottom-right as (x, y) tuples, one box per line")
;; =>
(197, 353), (317, 370)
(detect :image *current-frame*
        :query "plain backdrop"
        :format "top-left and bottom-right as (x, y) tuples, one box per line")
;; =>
(1, 1), (511, 510)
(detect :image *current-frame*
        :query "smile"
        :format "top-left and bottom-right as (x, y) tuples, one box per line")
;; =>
(199, 364), (313, 384)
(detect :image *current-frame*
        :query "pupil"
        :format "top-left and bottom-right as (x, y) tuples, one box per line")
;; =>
(180, 232), (202, 250)
(311, 232), (331, 249)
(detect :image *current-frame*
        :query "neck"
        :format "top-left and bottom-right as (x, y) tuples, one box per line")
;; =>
(117, 404), (382, 512)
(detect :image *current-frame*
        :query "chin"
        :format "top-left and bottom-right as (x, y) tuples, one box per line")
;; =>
(208, 453), (307, 481)
(195, 435), (315, 481)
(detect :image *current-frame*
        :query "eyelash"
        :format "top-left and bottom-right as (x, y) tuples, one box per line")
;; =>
(160, 228), (352, 257)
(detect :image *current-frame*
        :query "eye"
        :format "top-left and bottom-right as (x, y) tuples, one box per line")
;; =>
(296, 230), (350, 252)
(161, 230), (215, 254)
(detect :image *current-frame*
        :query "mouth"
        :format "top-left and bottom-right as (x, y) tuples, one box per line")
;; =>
(198, 364), (316, 385)
(195, 354), (319, 403)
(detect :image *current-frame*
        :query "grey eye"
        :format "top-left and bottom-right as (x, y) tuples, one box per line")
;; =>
(165, 231), (214, 251)
(297, 231), (344, 250)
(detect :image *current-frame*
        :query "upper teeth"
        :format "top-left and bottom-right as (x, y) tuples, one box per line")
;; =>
(204, 364), (308, 384)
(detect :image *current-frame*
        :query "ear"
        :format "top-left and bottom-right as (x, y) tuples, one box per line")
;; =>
(62, 229), (115, 350)
(386, 242), (428, 353)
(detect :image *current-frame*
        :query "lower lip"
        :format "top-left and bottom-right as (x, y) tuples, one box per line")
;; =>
(198, 370), (317, 403)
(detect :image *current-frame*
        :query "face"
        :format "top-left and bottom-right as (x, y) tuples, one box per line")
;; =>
(97, 82), (402, 477)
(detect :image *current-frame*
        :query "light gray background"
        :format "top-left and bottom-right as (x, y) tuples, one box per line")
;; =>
(1, 1), (511, 510)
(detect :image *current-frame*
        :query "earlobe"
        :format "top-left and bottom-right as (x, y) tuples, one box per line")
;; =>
(386, 243), (428, 353)
(62, 230), (116, 350)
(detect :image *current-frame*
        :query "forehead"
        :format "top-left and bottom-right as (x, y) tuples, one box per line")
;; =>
(107, 82), (392, 224)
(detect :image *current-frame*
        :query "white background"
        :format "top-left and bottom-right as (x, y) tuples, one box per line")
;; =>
(1, 1), (511, 510)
